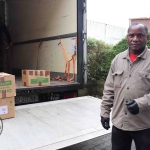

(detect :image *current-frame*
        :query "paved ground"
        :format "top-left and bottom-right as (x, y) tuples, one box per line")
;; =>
(59, 133), (136, 150)
(0, 96), (111, 150)
(60, 133), (112, 150)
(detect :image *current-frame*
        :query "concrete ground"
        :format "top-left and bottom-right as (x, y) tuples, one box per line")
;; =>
(0, 96), (112, 150)
(59, 133), (136, 150)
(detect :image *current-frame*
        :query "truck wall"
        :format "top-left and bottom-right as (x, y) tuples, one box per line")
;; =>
(12, 38), (77, 73)
(6, 0), (77, 77)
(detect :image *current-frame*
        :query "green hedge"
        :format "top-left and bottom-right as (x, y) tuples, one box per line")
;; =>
(87, 38), (113, 81)
(87, 37), (150, 81)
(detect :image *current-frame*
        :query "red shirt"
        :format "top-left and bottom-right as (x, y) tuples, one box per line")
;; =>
(129, 53), (138, 62)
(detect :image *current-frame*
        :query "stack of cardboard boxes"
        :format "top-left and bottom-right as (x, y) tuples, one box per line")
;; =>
(0, 73), (16, 119)
(22, 70), (50, 87)
(0, 70), (50, 119)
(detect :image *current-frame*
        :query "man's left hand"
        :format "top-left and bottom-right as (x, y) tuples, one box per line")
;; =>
(126, 100), (139, 115)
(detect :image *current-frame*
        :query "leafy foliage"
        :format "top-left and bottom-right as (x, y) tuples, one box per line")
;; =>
(107, 38), (128, 64)
(147, 37), (150, 49)
(87, 38), (113, 81)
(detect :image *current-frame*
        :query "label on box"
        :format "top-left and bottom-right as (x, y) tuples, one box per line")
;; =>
(30, 78), (49, 84)
(0, 80), (12, 86)
(0, 106), (8, 114)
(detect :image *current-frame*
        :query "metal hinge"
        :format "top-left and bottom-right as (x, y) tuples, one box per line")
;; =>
(83, 63), (87, 72)
(83, 0), (86, 11)
(82, 30), (86, 41)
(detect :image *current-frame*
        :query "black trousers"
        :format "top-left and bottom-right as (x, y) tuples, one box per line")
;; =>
(112, 126), (150, 150)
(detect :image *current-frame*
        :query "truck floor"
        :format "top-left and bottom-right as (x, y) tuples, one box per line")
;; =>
(0, 96), (111, 150)
(15, 77), (79, 90)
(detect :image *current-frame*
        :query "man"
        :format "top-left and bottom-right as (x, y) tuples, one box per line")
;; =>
(0, 16), (12, 71)
(100, 22), (150, 150)
(0, 16), (12, 45)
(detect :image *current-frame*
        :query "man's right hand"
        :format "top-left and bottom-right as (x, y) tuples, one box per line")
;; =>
(101, 116), (110, 130)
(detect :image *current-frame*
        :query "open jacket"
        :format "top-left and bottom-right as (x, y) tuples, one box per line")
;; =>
(100, 46), (150, 131)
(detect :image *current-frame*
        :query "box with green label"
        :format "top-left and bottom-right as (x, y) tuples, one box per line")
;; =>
(0, 73), (16, 99)
(22, 70), (50, 87)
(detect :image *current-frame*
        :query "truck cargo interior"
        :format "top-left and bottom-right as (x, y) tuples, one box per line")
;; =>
(0, 0), (86, 104)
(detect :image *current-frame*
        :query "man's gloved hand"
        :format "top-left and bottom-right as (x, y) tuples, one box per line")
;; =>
(126, 100), (139, 115)
(101, 116), (110, 130)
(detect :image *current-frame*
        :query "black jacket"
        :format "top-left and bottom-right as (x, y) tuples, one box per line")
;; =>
(0, 21), (11, 44)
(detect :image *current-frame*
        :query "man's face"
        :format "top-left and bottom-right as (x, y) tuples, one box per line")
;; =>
(127, 25), (149, 53)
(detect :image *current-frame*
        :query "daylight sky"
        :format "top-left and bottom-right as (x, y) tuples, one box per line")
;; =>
(87, 0), (150, 28)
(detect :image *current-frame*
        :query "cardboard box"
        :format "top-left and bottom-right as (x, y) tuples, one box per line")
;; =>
(0, 97), (15, 119)
(0, 73), (16, 99)
(22, 70), (50, 87)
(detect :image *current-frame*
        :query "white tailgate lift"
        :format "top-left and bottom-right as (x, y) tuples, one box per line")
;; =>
(0, 96), (111, 150)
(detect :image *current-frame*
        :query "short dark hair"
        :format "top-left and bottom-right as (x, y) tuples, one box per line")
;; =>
(128, 22), (148, 34)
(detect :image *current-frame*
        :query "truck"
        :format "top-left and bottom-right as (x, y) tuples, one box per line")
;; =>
(0, 0), (87, 105)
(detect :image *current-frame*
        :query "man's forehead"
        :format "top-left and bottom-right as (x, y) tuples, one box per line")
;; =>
(128, 24), (146, 33)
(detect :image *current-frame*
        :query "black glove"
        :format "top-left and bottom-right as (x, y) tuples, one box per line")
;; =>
(101, 116), (110, 130)
(126, 100), (139, 115)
